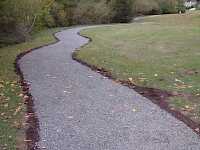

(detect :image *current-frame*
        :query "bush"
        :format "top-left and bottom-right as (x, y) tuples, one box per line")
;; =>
(176, 0), (186, 13)
(159, 0), (178, 14)
(111, 0), (133, 23)
(0, 0), (51, 46)
(133, 0), (161, 15)
(196, 2), (200, 10)
(73, 1), (112, 24)
(50, 2), (69, 26)
(44, 14), (56, 28)
(132, 0), (185, 15)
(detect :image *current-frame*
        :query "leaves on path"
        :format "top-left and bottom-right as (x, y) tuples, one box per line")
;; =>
(132, 108), (138, 112)
(154, 74), (158, 77)
(13, 105), (22, 116)
(88, 75), (93, 78)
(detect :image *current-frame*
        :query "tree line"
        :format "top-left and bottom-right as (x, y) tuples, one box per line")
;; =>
(0, 0), (185, 47)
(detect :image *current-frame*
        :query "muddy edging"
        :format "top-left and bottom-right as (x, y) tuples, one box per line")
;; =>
(14, 30), (63, 150)
(72, 31), (200, 136)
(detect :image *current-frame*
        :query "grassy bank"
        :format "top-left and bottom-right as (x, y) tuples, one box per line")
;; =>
(75, 11), (200, 124)
(0, 28), (62, 150)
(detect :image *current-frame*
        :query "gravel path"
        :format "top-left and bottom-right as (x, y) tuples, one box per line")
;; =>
(20, 27), (200, 150)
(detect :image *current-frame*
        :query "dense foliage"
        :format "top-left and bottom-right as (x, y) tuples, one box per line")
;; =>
(0, 0), (186, 47)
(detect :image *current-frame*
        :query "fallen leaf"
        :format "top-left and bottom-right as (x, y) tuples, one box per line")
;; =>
(128, 78), (133, 82)
(12, 81), (17, 84)
(195, 128), (200, 132)
(64, 91), (72, 94)
(4, 103), (8, 108)
(0, 83), (4, 88)
(24, 139), (32, 142)
(19, 93), (24, 97)
(10, 84), (15, 87)
(185, 105), (190, 109)
(13, 106), (22, 116)
(13, 121), (21, 129)
(68, 116), (74, 119)
(23, 95), (29, 101)
(175, 78), (184, 84)
(6, 97), (10, 101)
(139, 77), (147, 81)
(132, 108), (137, 112)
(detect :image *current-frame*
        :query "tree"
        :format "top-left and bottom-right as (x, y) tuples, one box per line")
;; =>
(176, 0), (186, 13)
(111, 0), (133, 23)
(73, 0), (112, 24)
(0, 0), (53, 47)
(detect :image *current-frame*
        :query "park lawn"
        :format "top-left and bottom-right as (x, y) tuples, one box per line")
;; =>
(0, 28), (62, 150)
(75, 11), (200, 123)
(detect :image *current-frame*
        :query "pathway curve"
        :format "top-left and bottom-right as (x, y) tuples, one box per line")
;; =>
(20, 27), (200, 150)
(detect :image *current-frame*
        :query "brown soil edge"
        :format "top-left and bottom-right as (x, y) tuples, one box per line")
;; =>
(72, 32), (200, 136)
(14, 30), (63, 150)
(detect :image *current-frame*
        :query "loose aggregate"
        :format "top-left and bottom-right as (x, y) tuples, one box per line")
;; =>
(20, 27), (200, 150)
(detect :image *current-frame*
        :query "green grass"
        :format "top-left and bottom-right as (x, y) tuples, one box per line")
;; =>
(75, 11), (200, 123)
(0, 28), (62, 150)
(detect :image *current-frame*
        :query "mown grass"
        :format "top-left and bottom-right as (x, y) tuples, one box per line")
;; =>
(0, 28), (62, 150)
(76, 11), (200, 123)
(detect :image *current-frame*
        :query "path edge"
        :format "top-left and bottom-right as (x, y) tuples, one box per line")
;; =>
(72, 30), (200, 136)
(14, 29), (64, 150)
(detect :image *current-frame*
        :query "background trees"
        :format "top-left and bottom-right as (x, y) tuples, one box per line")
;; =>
(73, 0), (112, 24)
(0, 0), (186, 47)
(111, 0), (133, 23)
(0, 0), (53, 47)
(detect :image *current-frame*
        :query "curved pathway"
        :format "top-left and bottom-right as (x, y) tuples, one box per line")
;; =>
(20, 27), (200, 150)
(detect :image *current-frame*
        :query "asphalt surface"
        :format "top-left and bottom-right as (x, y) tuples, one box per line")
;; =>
(20, 27), (200, 150)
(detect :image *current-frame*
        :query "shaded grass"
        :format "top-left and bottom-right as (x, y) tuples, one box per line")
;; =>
(75, 11), (200, 124)
(0, 28), (62, 149)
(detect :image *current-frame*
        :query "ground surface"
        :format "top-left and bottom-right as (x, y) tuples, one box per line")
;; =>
(75, 11), (200, 124)
(0, 28), (62, 150)
(19, 27), (200, 150)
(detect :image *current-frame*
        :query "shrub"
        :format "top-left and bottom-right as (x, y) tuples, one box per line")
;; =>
(0, 0), (52, 46)
(111, 0), (133, 23)
(73, 1), (112, 24)
(50, 2), (69, 26)
(176, 0), (186, 13)
(159, 0), (178, 14)
(133, 0), (161, 15)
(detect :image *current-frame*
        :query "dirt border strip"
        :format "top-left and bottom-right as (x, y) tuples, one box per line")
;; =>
(72, 32), (200, 136)
(14, 30), (63, 150)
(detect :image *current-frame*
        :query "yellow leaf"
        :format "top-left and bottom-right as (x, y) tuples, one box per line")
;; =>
(128, 78), (133, 82)
(185, 105), (190, 109)
(13, 106), (22, 116)
(132, 108), (137, 112)
(0, 84), (4, 88)
(4, 103), (8, 108)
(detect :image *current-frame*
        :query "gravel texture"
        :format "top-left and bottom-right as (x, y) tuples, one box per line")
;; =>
(20, 27), (200, 150)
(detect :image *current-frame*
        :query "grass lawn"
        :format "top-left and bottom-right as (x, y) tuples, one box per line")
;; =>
(75, 11), (200, 124)
(0, 28), (62, 150)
